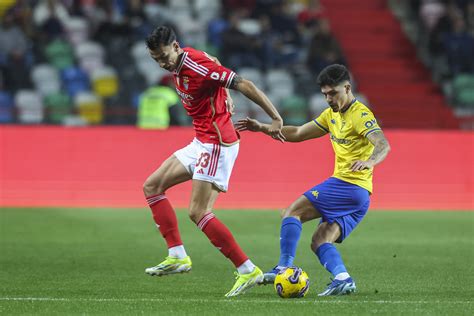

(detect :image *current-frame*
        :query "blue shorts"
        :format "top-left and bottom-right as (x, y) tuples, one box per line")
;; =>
(303, 177), (370, 243)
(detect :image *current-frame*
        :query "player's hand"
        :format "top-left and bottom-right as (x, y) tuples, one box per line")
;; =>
(268, 118), (286, 142)
(350, 160), (374, 172)
(235, 117), (262, 132)
(226, 97), (235, 116)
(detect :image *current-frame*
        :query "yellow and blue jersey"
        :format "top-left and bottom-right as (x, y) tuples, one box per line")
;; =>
(313, 100), (381, 193)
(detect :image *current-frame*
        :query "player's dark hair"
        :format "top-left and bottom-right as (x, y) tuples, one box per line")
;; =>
(146, 26), (177, 50)
(317, 64), (350, 87)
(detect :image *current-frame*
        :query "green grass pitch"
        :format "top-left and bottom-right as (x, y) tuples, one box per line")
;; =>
(1, 208), (473, 315)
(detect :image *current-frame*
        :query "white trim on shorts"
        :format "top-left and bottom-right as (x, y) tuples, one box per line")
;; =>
(173, 138), (239, 192)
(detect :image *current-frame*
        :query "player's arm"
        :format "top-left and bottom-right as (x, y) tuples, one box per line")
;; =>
(235, 117), (327, 142)
(206, 54), (234, 115)
(350, 130), (391, 171)
(230, 75), (285, 141)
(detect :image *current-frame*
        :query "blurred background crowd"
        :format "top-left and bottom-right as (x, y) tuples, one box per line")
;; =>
(0, 0), (472, 128)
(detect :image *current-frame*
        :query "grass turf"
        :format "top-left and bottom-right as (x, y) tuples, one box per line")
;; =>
(0, 208), (473, 315)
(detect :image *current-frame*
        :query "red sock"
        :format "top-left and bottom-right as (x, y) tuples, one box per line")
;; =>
(197, 213), (248, 267)
(146, 194), (182, 248)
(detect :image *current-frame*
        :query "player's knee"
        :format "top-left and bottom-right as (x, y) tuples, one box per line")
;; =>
(143, 178), (163, 196)
(311, 235), (328, 252)
(282, 208), (299, 218)
(188, 207), (206, 224)
(280, 208), (289, 218)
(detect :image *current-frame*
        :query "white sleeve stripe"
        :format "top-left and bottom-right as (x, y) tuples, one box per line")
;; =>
(225, 72), (236, 88)
(184, 60), (207, 76)
(185, 56), (209, 73)
(176, 52), (188, 74)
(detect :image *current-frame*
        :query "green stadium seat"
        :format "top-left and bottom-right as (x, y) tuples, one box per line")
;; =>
(44, 92), (72, 124)
(281, 95), (308, 125)
(452, 74), (474, 107)
(44, 39), (75, 70)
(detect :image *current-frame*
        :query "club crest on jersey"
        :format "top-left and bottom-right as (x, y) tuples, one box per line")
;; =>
(183, 76), (190, 90)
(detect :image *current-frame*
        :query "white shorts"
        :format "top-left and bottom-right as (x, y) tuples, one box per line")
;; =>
(174, 138), (239, 192)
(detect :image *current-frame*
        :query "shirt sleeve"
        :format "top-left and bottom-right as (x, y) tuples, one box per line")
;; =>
(187, 51), (236, 88)
(353, 109), (382, 137)
(312, 109), (330, 133)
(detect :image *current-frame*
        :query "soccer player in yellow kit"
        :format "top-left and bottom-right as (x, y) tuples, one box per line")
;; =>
(236, 64), (391, 296)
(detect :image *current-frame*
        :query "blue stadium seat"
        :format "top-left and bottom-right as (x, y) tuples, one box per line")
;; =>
(0, 91), (14, 123)
(61, 66), (90, 97)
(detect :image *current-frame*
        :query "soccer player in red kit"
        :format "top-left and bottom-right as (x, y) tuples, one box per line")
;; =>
(143, 26), (285, 297)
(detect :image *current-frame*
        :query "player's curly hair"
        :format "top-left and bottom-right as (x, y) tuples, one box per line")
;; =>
(317, 64), (350, 87)
(146, 26), (177, 50)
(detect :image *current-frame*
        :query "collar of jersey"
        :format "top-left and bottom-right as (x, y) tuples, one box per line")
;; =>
(340, 98), (357, 114)
(174, 52), (188, 75)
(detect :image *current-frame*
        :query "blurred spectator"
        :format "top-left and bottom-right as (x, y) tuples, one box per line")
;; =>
(428, 2), (461, 56)
(306, 19), (346, 77)
(0, 10), (32, 91)
(0, 11), (29, 65)
(137, 75), (180, 129)
(267, 1), (301, 66)
(443, 15), (474, 75)
(89, 0), (131, 45)
(297, 0), (324, 27)
(466, 1), (474, 35)
(124, 0), (151, 40)
(221, 12), (262, 69)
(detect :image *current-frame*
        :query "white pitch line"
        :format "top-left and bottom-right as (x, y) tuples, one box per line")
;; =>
(0, 297), (472, 305)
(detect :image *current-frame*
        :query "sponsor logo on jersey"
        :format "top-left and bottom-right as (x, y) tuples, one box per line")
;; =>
(364, 119), (377, 128)
(361, 112), (368, 117)
(330, 133), (352, 145)
(176, 88), (194, 100)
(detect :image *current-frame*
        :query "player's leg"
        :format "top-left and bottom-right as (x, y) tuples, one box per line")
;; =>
(311, 178), (370, 296)
(144, 154), (193, 276)
(312, 222), (356, 296)
(188, 179), (263, 297)
(187, 141), (263, 296)
(261, 195), (321, 284)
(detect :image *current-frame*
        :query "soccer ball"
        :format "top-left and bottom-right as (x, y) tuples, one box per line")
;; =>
(274, 267), (310, 298)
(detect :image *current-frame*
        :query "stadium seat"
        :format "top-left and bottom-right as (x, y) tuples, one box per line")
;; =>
(61, 66), (90, 97)
(452, 74), (474, 107)
(196, 0), (221, 24)
(75, 42), (105, 74)
(265, 69), (294, 91)
(65, 17), (89, 46)
(239, 68), (264, 88)
(229, 90), (252, 121)
(14, 90), (44, 124)
(132, 44), (167, 85)
(131, 41), (168, 85)
(91, 66), (119, 98)
(74, 92), (104, 124)
(44, 92), (72, 124)
(237, 19), (262, 36)
(131, 41), (148, 63)
(31, 64), (61, 96)
(281, 95), (308, 125)
(44, 39), (74, 70)
(0, 91), (14, 123)
(309, 94), (328, 118)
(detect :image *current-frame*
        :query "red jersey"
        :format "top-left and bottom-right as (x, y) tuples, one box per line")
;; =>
(173, 47), (239, 145)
